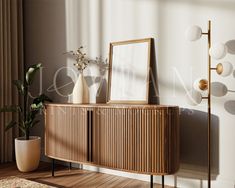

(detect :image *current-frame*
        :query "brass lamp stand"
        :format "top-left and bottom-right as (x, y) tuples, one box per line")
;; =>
(196, 20), (212, 188)
(206, 20), (212, 188)
(187, 20), (212, 188)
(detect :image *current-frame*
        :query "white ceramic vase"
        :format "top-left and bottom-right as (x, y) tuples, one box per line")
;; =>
(72, 73), (89, 103)
(15, 136), (41, 172)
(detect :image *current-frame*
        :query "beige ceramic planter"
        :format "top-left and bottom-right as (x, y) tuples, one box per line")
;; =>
(15, 136), (41, 172)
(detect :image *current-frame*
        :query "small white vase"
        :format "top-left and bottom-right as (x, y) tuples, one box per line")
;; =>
(15, 136), (41, 172)
(72, 73), (89, 103)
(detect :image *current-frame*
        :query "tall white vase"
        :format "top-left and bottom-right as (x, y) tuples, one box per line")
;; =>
(72, 73), (89, 103)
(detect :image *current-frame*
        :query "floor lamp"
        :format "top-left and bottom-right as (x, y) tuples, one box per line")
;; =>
(185, 20), (233, 188)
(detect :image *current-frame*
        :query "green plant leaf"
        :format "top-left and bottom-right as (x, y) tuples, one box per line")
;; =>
(5, 120), (17, 131)
(24, 121), (30, 129)
(25, 63), (42, 85)
(0, 105), (22, 113)
(25, 110), (39, 128)
(30, 120), (40, 128)
(31, 109), (39, 119)
(13, 80), (25, 95)
(33, 94), (52, 105)
(31, 102), (43, 110)
(19, 124), (26, 134)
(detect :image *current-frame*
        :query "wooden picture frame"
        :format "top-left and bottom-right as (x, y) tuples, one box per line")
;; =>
(107, 38), (151, 104)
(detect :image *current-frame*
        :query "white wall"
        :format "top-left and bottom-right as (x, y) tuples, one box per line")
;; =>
(24, 0), (235, 187)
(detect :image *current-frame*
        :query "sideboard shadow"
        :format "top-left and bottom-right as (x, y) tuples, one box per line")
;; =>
(177, 108), (219, 180)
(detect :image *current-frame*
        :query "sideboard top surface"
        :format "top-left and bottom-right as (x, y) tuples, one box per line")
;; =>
(45, 103), (179, 110)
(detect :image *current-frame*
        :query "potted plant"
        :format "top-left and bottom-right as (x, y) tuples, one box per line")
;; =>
(0, 63), (52, 172)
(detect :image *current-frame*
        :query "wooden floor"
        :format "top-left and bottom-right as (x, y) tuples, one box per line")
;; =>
(0, 162), (172, 188)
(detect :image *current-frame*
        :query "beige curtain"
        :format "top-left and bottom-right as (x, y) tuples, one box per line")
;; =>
(0, 0), (24, 163)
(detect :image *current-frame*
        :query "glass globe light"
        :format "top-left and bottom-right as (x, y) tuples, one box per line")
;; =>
(185, 25), (202, 41)
(216, 61), (233, 77)
(209, 43), (227, 60)
(186, 89), (202, 106)
(193, 78), (208, 92)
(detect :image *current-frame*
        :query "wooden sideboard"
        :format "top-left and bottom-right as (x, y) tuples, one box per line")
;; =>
(45, 103), (179, 176)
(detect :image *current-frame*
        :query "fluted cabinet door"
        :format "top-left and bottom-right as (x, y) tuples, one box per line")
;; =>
(45, 106), (89, 163)
(94, 107), (179, 174)
(95, 108), (145, 173)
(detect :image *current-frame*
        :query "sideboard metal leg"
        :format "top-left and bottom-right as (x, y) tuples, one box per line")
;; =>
(162, 175), (164, 188)
(150, 175), (153, 188)
(52, 159), (55, 177)
(69, 162), (72, 170)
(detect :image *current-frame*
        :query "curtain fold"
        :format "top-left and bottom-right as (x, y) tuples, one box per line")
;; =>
(0, 0), (23, 163)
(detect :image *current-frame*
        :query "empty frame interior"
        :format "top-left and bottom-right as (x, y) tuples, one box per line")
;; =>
(108, 38), (151, 104)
